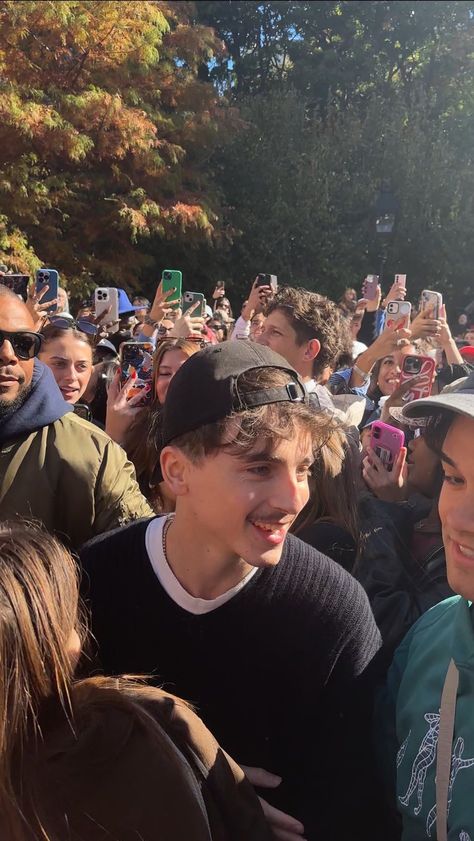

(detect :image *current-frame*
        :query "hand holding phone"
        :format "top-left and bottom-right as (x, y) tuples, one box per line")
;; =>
(399, 354), (436, 401)
(212, 281), (226, 300)
(420, 289), (443, 321)
(94, 288), (120, 333)
(120, 342), (154, 407)
(182, 291), (206, 317)
(161, 269), (182, 308)
(369, 421), (405, 472)
(35, 269), (59, 314)
(256, 274), (278, 293)
(411, 293), (442, 341)
(385, 300), (412, 331)
(362, 275), (379, 302)
(363, 432), (407, 501)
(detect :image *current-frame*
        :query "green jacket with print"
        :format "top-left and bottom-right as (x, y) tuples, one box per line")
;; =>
(0, 411), (153, 548)
(382, 596), (474, 840)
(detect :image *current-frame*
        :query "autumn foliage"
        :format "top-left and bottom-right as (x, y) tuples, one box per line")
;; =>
(0, 0), (227, 293)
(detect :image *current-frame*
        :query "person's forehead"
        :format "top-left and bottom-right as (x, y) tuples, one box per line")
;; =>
(159, 348), (187, 367)
(0, 299), (34, 330)
(221, 421), (313, 459)
(444, 414), (474, 452)
(44, 334), (92, 359)
(266, 309), (294, 333)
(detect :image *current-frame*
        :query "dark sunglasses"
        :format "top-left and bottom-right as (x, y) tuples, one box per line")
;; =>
(48, 316), (98, 336)
(0, 329), (43, 359)
(155, 336), (209, 349)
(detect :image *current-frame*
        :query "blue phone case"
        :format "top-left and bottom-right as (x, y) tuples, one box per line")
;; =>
(35, 268), (59, 312)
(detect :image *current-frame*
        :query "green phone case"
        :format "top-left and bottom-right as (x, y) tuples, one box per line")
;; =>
(161, 269), (182, 308)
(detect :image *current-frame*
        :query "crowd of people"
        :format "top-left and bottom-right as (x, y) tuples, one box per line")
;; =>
(0, 268), (474, 840)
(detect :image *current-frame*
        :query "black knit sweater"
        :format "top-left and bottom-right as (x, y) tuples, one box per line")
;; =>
(81, 520), (388, 840)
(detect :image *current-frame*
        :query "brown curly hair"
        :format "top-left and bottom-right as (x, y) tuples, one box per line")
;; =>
(265, 287), (351, 377)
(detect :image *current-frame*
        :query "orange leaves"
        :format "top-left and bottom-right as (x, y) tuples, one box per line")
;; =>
(0, 0), (228, 287)
(63, 90), (157, 160)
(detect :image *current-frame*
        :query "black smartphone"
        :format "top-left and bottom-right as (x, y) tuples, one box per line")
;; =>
(256, 274), (278, 292)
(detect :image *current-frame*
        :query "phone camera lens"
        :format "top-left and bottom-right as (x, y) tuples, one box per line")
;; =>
(373, 428), (380, 439)
(164, 271), (172, 280)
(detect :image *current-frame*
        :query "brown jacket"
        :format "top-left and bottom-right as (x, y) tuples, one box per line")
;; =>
(20, 678), (270, 841)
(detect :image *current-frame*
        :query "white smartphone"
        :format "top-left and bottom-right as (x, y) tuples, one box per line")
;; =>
(420, 289), (443, 320)
(94, 287), (120, 333)
(394, 274), (407, 289)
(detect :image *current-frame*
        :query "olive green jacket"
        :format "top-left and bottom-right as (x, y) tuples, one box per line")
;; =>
(0, 412), (153, 548)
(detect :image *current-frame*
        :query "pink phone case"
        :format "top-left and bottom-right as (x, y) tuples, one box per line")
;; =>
(399, 355), (436, 402)
(362, 275), (379, 301)
(370, 421), (405, 471)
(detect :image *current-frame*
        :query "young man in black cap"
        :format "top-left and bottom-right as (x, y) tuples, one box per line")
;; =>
(81, 341), (387, 841)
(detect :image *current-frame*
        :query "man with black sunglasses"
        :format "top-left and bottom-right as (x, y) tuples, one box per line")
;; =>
(0, 285), (153, 548)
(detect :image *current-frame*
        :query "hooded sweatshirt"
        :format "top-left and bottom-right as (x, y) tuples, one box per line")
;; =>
(0, 360), (153, 546)
(0, 359), (71, 445)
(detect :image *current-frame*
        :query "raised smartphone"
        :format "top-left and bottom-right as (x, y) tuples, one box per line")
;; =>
(370, 421), (405, 472)
(94, 287), (120, 333)
(421, 289), (443, 320)
(386, 300), (412, 330)
(182, 291), (206, 317)
(256, 273), (278, 292)
(35, 268), (59, 314)
(161, 269), (182, 309)
(394, 273), (407, 289)
(362, 274), (379, 301)
(399, 354), (436, 402)
(120, 341), (154, 407)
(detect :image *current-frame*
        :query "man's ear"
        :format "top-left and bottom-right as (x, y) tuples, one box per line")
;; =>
(304, 338), (321, 362)
(160, 446), (191, 496)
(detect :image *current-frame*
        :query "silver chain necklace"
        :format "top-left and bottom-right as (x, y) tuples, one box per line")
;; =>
(162, 515), (173, 562)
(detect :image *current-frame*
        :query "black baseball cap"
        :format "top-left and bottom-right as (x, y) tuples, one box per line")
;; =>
(161, 341), (308, 447)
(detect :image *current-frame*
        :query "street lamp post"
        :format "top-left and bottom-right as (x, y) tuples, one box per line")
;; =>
(374, 182), (399, 286)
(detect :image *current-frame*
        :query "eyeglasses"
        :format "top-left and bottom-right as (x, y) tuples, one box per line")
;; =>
(48, 316), (98, 336)
(0, 329), (43, 359)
